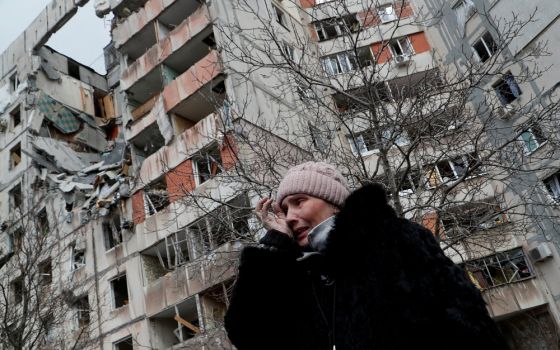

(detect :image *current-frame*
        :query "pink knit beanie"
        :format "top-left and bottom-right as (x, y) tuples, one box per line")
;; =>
(276, 162), (350, 207)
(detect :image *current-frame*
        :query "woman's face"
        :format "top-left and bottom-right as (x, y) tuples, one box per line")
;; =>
(281, 194), (338, 246)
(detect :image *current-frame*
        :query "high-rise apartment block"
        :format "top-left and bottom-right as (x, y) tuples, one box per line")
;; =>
(1, 0), (560, 349)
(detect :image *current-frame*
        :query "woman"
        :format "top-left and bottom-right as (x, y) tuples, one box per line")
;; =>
(225, 162), (507, 350)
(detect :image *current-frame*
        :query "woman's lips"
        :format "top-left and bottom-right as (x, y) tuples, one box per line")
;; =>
(294, 227), (310, 242)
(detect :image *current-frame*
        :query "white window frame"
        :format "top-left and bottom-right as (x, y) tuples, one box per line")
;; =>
(282, 42), (296, 62)
(390, 36), (414, 57)
(348, 126), (409, 155)
(472, 32), (497, 63)
(544, 172), (560, 203)
(322, 52), (357, 76)
(378, 4), (397, 23)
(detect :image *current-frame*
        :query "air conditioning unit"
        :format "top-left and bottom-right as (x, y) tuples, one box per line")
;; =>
(394, 54), (411, 66)
(380, 13), (397, 23)
(497, 104), (515, 119)
(529, 243), (553, 262)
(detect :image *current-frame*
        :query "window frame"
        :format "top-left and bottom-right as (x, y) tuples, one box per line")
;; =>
(378, 4), (397, 23)
(192, 144), (224, 186)
(472, 31), (497, 63)
(493, 72), (522, 105)
(519, 126), (546, 154)
(425, 152), (483, 188)
(110, 274), (129, 309)
(463, 248), (533, 290)
(272, 5), (289, 30)
(543, 172), (560, 203)
(389, 36), (414, 57)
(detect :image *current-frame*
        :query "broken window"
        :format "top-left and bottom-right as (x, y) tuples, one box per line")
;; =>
(309, 123), (328, 153)
(110, 274), (129, 309)
(314, 14), (359, 41)
(322, 51), (358, 76)
(144, 178), (170, 215)
(348, 126), (408, 155)
(378, 4), (397, 23)
(103, 214), (123, 250)
(281, 42), (296, 62)
(39, 258), (52, 286)
(9, 143), (21, 170)
(75, 295), (90, 328)
(10, 104), (21, 129)
(67, 60), (81, 80)
(463, 248), (532, 289)
(37, 208), (49, 234)
(193, 144), (223, 186)
(519, 125), (546, 154)
(12, 277), (23, 304)
(441, 202), (507, 239)
(9, 72), (19, 92)
(72, 246), (86, 270)
(472, 32), (497, 63)
(10, 228), (24, 253)
(202, 33), (216, 48)
(424, 152), (483, 188)
(389, 36), (414, 57)
(141, 230), (190, 283)
(188, 195), (251, 257)
(113, 336), (133, 350)
(544, 172), (560, 203)
(494, 72), (522, 105)
(397, 170), (421, 195)
(9, 183), (22, 211)
(273, 5), (288, 29)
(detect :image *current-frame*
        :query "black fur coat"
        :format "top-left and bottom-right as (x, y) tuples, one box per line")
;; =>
(225, 184), (508, 350)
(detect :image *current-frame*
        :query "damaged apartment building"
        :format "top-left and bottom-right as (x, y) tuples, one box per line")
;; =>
(2, 0), (560, 349)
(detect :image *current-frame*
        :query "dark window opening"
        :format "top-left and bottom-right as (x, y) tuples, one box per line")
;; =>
(314, 14), (359, 41)
(494, 72), (521, 105)
(111, 274), (129, 308)
(212, 81), (226, 94)
(10, 105), (21, 128)
(9, 73), (19, 92)
(103, 214), (123, 250)
(193, 144), (223, 185)
(114, 336), (133, 350)
(11, 228), (24, 253)
(473, 32), (497, 63)
(12, 277), (23, 304)
(273, 5), (288, 28)
(76, 295), (90, 327)
(37, 208), (49, 234)
(9, 143), (22, 170)
(68, 60), (81, 80)
(9, 184), (22, 210)
(72, 247), (86, 270)
(39, 258), (52, 286)
(202, 33), (216, 48)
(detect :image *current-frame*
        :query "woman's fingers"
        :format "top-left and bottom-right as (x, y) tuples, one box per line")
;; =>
(272, 202), (285, 219)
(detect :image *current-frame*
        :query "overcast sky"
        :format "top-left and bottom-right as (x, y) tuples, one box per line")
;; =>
(0, 0), (112, 73)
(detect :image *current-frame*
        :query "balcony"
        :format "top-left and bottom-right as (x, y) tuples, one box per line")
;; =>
(121, 5), (213, 103)
(113, 0), (202, 59)
(161, 50), (225, 122)
(483, 278), (548, 319)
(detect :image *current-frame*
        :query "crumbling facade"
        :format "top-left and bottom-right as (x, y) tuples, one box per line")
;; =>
(2, 0), (560, 349)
